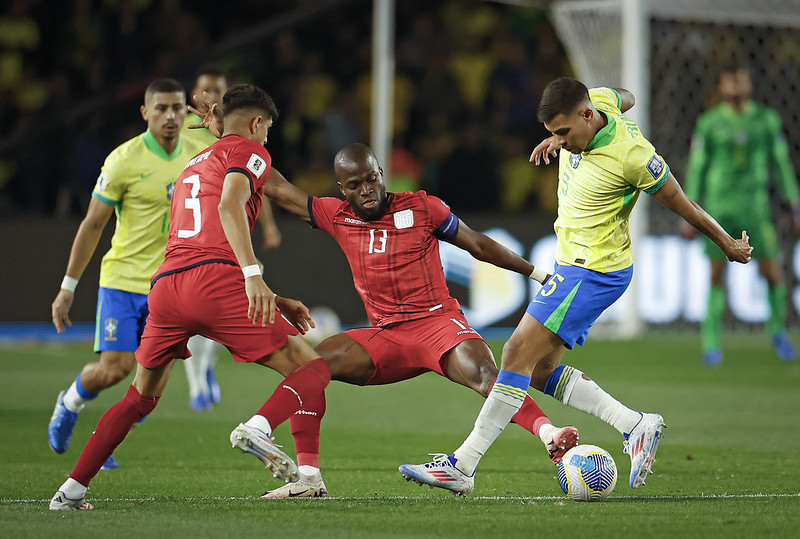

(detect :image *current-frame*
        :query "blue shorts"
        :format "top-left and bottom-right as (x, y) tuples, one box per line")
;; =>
(94, 287), (149, 353)
(526, 263), (633, 349)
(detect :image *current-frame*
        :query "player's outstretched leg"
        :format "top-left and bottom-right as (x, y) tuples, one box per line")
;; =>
(539, 424), (580, 465)
(623, 412), (667, 488)
(399, 453), (475, 496)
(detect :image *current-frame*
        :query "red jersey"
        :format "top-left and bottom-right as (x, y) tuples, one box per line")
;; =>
(154, 135), (271, 280)
(310, 191), (461, 326)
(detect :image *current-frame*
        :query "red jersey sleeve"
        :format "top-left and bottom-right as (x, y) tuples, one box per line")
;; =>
(420, 191), (459, 240)
(226, 139), (271, 194)
(310, 196), (345, 235)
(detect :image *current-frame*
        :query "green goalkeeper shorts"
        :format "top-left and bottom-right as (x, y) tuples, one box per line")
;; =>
(704, 214), (779, 260)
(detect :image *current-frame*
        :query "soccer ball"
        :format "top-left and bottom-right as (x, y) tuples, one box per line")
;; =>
(302, 306), (342, 346)
(557, 444), (618, 502)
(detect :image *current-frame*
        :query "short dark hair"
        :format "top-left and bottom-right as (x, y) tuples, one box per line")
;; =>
(145, 78), (185, 99)
(195, 64), (227, 80)
(719, 60), (750, 79)
(335, 143), (376, 167)
(537, 77), (590, 123)
(222, 84), (279, 120)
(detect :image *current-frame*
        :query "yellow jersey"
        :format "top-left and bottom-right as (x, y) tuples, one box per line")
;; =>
(92, 129), (206, 294)
(554, 87), (670, 273)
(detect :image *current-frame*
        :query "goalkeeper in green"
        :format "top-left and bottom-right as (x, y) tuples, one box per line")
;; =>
(682, 62), (800, 365)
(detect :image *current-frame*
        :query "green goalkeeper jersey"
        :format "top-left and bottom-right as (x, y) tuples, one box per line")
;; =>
(684, 101), (799, 220)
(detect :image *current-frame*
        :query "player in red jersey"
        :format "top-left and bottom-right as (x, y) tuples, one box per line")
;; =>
(49, 85), (331, 511)
(257, 143), (578, 498)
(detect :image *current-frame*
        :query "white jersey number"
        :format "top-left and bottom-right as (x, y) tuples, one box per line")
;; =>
(368, 229), (387, 254)
(177, 174), (201, 238)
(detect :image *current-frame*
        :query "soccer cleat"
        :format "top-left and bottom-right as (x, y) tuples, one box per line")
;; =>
(49, 491), (93, 511)
(100, 454), (120, 470)
(230, 424), (298, 483)
(398, 453), (474, 496)
(772, 333), (797, 362)
(624, 412), (667, 488)
(702, 349), (723, 367)
(262, 474), (328, 498)
(189, 392), (213, 411)
(543, 425), (580, 465)
(48, 390), (79, 454)
(207, 367), (222, 404)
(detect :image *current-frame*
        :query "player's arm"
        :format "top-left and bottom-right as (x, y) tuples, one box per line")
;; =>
(612, 88), (635, 113)
(447, 219), (551, 284)
(218, 171), (277, 326)
(680, 120), (711, 239)
(51, 197), (115, 333)
(651, 172), (752, 263)
(257, 197), (282, 250)
(263, 167), (312, 223)
(766, 110), (800, 232)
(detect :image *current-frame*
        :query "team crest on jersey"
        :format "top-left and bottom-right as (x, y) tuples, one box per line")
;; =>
(570, 154), (581, 168)
(103, 317), (118, 341)
(166, 182), (174, 200)
(247, 153), (266, 178)
(393, 209), (414, 229)
(95, 172), (110, 192)
(646, 155), (665, 179)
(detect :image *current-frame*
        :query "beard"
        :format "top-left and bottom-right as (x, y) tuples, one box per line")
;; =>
(353, 195), (388, 221)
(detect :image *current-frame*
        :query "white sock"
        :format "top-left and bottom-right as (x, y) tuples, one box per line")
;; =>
(538, 423), (557, 445)
(453, 390), (523, 475)
(244, 414), (272, 436)
(561, 368), (641, 435)
(59, 477), (87, 499)
(298, 465), (320, 478)
(185, 336), (212, 398)
(62, 381), (86, 413)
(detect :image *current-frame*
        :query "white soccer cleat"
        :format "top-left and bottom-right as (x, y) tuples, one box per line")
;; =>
(624, 412), (666, 488)
(230, 424), (299, 483)
(49, 490), (93, 511)
(262, 473), (328, 498)
(398, 453), (475, 496)
(543, 425), (580, 465)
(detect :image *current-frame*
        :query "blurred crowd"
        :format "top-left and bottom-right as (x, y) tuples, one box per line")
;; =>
(0, 0), (569, 218)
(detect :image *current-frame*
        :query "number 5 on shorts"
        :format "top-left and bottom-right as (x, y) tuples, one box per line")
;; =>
(541, 273), (564, 297)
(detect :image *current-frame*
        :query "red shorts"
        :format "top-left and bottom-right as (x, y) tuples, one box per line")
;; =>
(136, 263), (298, 369)
(345, 311), (484, 385)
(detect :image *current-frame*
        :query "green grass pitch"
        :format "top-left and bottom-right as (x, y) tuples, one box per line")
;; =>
(1, 333), (799, 538)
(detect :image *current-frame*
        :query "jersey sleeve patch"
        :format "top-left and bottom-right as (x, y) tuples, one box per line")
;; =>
(246, 153), (267, 178)
(646, 155), (666, 180)
(644, 162), (670, 194)
(433, 212), (459, 241)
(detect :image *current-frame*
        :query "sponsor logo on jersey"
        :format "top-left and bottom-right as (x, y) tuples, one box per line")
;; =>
(95, 172), (110, 192)
(247, 153), (267, 178)
(570, 154), (581, 168)
(104, 317), (118, 341)
(344, 217), (368, 225)
(394, 209), (414, 229)
(185, 149), (212, 169)
(140, 172), (154, 179)
(646, 155), (665, 179)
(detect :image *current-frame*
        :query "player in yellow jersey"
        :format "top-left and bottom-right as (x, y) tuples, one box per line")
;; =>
(48, 79), (208, 467)
(180, 65), (283, 411)
(401, 77), (752, 496)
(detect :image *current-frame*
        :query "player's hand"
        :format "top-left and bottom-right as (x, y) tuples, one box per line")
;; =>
(679, 221), (698, 240)
(51, 290), (74, 333)
(726, 230), (753, 263)
(275, 296), (316, 335)
(188, 91), (224, 138)
(244, 276), (277, 326)
(529, 136), (562, 166)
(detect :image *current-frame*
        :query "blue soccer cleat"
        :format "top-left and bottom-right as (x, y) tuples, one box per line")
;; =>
(101, 454), (121, 470)
(207, 367), (221, 404)
(189, 392), (213, 411)
(702, 349), (723, 367)
(772, 333), (797, 362)
(48, 390), (79, 454)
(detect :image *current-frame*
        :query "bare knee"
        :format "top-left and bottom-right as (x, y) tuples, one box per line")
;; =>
(97, 353), (136, 387)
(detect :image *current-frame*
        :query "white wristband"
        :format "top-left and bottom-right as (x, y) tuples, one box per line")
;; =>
(242, 264), (262, 279)
(529, 267), (549, 284)
(61, 275), (79, 292)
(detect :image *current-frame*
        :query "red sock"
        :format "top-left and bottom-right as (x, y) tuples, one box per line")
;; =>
(488, 380), (550, 437)
(290, 382), (326, 468)
(257, 357), (330, 432)
(70, 386), (159, 486)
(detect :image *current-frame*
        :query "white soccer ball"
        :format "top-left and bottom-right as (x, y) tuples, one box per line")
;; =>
(557, 444), (618, 502)
(302, 306), (342, 346)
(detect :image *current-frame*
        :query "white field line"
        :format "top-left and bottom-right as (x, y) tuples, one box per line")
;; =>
(5, 492), (800, 504)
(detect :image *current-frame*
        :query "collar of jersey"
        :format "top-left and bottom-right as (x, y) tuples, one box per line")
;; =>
(143, 129), (184, 161)
(720, 101), (755, 117)
(583, 111), (616, 153)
